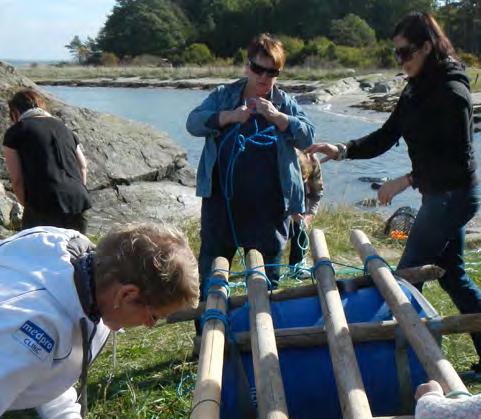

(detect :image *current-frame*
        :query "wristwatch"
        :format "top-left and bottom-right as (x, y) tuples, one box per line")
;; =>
(335, 143), (348, 160)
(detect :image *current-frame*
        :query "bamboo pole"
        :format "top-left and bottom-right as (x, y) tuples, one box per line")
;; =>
(350, 229), (468, 394)
(246, 250), (288, 419)
(225, 313), (481, 352)
(311, 229), (373, 419)
(191, 257), (230, 419)
(167, 265), (443, 324)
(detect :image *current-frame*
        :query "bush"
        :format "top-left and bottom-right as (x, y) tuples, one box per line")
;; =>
(459, 52), (481, 68)
(371, 41), (397, 68)
(182, 43), (213, 65)
(277, 35), (305, 65)
(335, 45), (373, 68)
(330, 14), (376, 48)
(300, 37), (335, 65)
(131, 54), (171, 67)
(233, 48), (247, 65)
(100, 52), (119, 66)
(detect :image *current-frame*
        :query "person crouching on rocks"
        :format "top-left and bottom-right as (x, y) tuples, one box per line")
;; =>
(0, 223), (199, 418)
(3, 89), (91, 233)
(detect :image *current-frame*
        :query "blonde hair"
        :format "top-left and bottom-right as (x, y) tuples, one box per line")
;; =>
(296, 150), (315, 183)
(247, 33), (286, 69)
(95, 223), (199, 309)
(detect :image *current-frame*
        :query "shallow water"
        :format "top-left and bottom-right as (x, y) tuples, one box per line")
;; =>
(44, 85), (481, 214)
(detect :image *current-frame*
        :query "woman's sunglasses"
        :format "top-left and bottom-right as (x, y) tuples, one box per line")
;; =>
(249, 61), (281, 78)
(393, 44), (419, 64)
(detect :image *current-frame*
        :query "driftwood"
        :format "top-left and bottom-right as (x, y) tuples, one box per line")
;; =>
(310, 229), (372, 419)
(191, 257), (230, 419)
(351, 229), (468, 394)
(167, 264), (444, 324)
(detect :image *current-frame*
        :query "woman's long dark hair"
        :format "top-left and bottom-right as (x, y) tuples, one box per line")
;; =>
(393, 12), (456, 62)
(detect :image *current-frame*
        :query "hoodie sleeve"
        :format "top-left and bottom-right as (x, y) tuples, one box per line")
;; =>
(346, 99), (403, 159)
(36, 387), (81, 419)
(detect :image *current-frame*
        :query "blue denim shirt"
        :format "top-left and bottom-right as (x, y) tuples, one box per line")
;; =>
(186, 78), (315, 214)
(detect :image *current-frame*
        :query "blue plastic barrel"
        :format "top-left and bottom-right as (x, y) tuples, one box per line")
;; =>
(220, 281), (437, 418)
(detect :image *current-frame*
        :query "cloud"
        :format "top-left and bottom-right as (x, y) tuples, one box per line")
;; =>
(0, 0), (116, 60)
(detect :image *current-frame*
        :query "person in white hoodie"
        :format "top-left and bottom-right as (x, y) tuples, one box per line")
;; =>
(0, 224), (199, 418)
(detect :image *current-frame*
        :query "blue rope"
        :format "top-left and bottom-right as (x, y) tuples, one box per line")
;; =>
(176, 372), (196, 399)
(311, 259), (335, 277)
(203, 276), (231, 302)
(243, 268), (273, 290)
(200, 308), (230, 330)
(363, 254), (392, 275)
(216, 118), (279, 271)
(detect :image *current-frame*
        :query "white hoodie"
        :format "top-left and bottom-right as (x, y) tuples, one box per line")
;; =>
(0, 227), (110, 418)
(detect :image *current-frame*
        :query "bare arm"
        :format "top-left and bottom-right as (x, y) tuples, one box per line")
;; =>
(3, 146), (25, 205)
(75, 145), (87, 186)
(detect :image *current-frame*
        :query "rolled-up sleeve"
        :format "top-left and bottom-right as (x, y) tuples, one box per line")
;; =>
(284, 97), (315, 150)
(186, 86), (224, 137)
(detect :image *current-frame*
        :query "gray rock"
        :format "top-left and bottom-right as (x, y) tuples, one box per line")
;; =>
(88, 181), (201, 234)
(370, 82), (392, 94)
(0, 61), (199, 233)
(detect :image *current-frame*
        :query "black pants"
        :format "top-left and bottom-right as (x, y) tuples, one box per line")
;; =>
(22, 206), (89, 234)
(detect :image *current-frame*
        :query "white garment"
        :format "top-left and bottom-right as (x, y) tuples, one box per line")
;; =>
(0, 227), (110, 418)
(18, 107), (52, 121)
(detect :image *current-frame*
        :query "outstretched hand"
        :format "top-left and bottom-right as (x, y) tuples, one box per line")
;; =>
(304, 143), (339, 163)
(377, 175), (410, 205)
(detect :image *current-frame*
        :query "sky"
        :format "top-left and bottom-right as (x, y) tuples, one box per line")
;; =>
(0, 0), (116, 61)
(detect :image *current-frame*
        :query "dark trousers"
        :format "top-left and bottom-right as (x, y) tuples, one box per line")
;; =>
(199, 195), (288, 300)
(288, 220), (308, 267)
(397, 186), (481, 358)
(22, 206), (89, 234)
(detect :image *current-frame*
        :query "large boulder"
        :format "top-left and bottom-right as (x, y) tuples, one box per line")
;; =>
(0, 61), (200, 235)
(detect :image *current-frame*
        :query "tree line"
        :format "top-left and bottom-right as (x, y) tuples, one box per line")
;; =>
(65, 0), (481, 68)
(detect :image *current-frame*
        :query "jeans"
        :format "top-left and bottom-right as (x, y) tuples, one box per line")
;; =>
(397, 185), (481, 359)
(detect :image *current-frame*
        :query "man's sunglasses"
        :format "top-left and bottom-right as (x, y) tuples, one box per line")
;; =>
(393, 44), (419, 64)
(249, 61), (281, 78)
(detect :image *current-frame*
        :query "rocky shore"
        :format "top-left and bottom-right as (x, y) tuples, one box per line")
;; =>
(1, 62), (480, 239)
(33, 73), (481, 133)
(0, 61), (200, 236)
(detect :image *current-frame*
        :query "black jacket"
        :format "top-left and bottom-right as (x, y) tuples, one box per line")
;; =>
(346, 58), (477, 194)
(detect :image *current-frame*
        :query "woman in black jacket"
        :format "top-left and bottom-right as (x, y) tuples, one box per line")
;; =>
(307, 12), (481, 370)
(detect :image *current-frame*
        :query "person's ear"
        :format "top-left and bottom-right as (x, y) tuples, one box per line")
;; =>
(113, 284), (141, 308)
(422, 40), (433, 56)
(10, 109), (20, 123)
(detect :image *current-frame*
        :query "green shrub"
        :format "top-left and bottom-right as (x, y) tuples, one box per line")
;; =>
(277, 35), (305, 65)
(330, 14), (376, 48)
(335, 45), (373, 68)
(459, 52), (481, 68)
(371, 41), (397, 68)
(233, 48), (247, 65)
(99, 52), (119, 67)
(182, 43), (213, 65)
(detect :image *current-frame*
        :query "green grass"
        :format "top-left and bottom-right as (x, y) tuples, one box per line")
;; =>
(468, 68), (481, 92)
(4, 206), (481, 418)
(17, 64), (378, 83)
